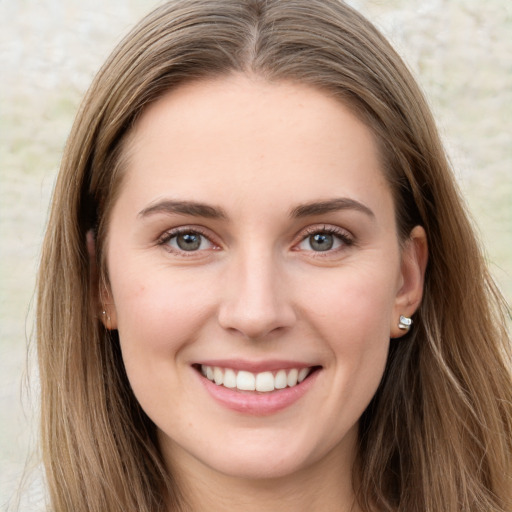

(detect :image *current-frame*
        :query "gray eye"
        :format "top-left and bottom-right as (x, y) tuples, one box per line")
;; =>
(175, 232), (202, 251)
(165, 229), (215, 253)
(309, 233), (334, 251)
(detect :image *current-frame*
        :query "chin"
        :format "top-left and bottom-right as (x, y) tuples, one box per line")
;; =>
(206, 449), (312, 481)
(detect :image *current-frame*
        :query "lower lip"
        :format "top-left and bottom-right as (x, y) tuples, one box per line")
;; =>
(197, 370), (320, 415)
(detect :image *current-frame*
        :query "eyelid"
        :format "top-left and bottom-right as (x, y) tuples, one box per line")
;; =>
(293, 224), (354, 252)
(157, 225), (220, 255)
(156, 223), (354, 256)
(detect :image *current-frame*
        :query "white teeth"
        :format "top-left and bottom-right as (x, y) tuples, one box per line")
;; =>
(287, 368), (298, 387)
(237, 371), (256, 391)
(256, 371), (274, 392)
(200, 365), (314, 392)
(298, 368), (310, 383)
(223, 368), (237, 388)
(274, 369), (287, 389)
(213, 367), (223, 385)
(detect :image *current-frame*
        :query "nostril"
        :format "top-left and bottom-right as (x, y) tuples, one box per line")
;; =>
(217, 302), (297, 340)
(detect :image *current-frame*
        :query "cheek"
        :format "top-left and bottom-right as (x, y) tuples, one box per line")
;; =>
(109, 267), (217, 418)
(110, 266), (214, 364)
(300, 261), (398, 343)
(299, 263), (396, 400)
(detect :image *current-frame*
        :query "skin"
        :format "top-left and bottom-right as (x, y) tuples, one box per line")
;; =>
(100, 74), (427, 511)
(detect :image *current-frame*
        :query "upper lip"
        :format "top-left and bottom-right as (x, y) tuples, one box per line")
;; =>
(194, 359), (319, 373)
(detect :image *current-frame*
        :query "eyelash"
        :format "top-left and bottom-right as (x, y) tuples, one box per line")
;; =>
(157, 225), (354, 255)
(297, 225), (354, 253)
(158, 227), (217, 256)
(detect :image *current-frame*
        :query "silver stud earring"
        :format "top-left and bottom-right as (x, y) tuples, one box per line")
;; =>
(398, 315), (413, 331)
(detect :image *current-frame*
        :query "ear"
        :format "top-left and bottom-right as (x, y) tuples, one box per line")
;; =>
(390, 225), (428, 338)
(86, 229), (118, 330)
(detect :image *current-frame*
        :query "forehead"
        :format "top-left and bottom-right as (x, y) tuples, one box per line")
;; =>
(118, 74), (392, 220)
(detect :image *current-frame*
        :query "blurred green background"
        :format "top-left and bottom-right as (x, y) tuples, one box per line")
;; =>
(1, 0), (510, 507)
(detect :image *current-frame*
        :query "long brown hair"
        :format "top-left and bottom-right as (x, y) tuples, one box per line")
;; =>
(37, 1), (512, 510)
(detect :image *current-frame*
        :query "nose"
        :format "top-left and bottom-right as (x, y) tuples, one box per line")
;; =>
(217, 250), (296, 340)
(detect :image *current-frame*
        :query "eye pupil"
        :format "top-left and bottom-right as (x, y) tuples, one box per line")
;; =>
(310, 233), (334, 251)
(177, 233), (201, 251)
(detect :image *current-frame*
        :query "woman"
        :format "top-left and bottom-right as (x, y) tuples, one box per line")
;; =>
(37, 1), (512, 511)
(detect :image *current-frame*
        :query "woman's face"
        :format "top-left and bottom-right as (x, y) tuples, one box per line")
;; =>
(103, 75), (425, 481)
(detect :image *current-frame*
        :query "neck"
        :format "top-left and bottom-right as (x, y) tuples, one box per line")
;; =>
(162, 430), (362, 512)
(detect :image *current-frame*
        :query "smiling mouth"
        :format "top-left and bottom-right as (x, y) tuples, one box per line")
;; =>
(195, 365), (321, 393)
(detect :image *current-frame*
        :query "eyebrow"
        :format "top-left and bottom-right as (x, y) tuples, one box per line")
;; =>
(290, 198), (375, 218)
(138, 200), (227, 219)
(138, 197), (374, 221)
